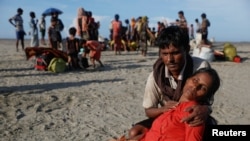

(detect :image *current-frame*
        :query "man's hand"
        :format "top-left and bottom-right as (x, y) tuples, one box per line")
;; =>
(162, 100), (179, 112)
(180, 105), (209, 126)
(145, 101), (178, 118)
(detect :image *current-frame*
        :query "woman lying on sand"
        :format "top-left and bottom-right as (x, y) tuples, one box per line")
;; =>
(110, 67), (220, 141)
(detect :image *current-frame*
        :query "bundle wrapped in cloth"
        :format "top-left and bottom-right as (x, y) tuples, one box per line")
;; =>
(25, 47), (68, 62)
(25, 47), (68, 72)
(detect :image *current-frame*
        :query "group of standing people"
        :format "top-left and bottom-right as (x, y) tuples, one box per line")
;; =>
(167, 10), (211, 46)
(65, 7), (103, 70)
(8, 8), (64, 50)
(76, 7), (100, 41)
(107, 10), (211, 58)
(9, 7), (104, 70)
(109, 14), (153, 56)
(194, 13), (211, 45)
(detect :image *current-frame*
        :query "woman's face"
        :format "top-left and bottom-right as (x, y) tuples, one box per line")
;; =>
(182, 72), (213, 101)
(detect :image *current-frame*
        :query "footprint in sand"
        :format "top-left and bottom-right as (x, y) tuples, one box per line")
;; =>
(51, 95), (58, 102)
(137, 59), (147, 62)
(16, 109), (25, 120)
(36, 104), (44, 112)
(36, 95), (59, 113)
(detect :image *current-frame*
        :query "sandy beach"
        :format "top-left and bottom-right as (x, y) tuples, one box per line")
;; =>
(0, 39), (250, 141)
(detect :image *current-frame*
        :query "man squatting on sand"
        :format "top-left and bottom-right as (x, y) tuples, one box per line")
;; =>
(128, 26), (214, 140)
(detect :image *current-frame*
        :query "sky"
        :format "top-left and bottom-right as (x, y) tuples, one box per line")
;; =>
(1, 0), (250, 42)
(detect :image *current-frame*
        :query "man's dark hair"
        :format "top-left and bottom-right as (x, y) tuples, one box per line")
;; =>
(178, 10), (184, 15)
(30, 11), (35, 17)
(69, 27), (77, 36)
(201, 13), (207, 18)
(114, 14), (119, 20)
(155, 26), (190, 52)
(17, 8), (23, 13)
(125, 19), (129, 24)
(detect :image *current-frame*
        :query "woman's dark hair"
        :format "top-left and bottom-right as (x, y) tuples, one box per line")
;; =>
(191, 68), (221, 105)
(155, 26), (190, 52)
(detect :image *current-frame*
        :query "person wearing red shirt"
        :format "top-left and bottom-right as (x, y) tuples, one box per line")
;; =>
(111, 14), (123, 55)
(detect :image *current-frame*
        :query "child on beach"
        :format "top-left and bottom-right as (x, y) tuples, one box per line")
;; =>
(111, 67), (220, 141)
(66, 27), (80, 70)
(81, 39), (104, 68)
(48, 17), (62, 50)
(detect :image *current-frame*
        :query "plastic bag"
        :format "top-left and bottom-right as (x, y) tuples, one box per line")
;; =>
(223, 43), (237, 61)
(192, 46), (214, 62)
(48, 58), (66, 73)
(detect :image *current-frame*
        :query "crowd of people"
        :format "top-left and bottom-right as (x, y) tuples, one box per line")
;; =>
(9, 7), (104, 70)
(9, 7), (220, 141)
(108, 10), (211, 57)
(109, 15), (155, 56)
(9, 8), (211, 57)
